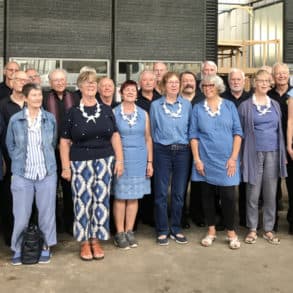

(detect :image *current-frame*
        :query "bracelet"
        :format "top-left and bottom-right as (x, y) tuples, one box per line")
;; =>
(62, 168), (71, 171)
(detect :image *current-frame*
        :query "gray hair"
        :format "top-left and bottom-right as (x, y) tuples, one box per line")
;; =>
(48, 68), (67, 80)
(200, 75), (226, 94)
(228, 68), (245, 80)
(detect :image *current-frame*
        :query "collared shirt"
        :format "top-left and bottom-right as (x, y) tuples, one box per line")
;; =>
(24, 109), (47, 180)
(0, 82), (12, 101)
(136, 89), (161, 113)
(221, 90), (250, 108)
(150, 95), (192, 145)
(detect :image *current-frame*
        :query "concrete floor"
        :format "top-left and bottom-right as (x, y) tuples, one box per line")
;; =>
(0, 209), (292, 293)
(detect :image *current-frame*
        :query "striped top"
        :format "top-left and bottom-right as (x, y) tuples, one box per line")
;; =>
(24, 109), (47, 180)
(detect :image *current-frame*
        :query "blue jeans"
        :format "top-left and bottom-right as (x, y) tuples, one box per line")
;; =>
(10, 173), (57, 253)
(154, 143), (191, 236)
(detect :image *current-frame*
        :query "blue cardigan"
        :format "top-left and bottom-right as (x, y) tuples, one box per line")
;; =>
(238, 97), (287, 185)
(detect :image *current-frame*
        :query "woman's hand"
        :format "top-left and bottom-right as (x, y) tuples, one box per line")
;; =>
(195, 160), (205, 176)
(114, 161), (124, 178)
(61, 169), (71, 181)
(226, 157), (237, 177)
(146, 162), (154, 177)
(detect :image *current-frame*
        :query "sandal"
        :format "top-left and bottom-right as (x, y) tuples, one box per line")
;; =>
(263, 232), (280, 245)
(91, 240), (104, 260)
(244, 231), (257, 244)
(227, 237), (241, 250)
(80, 241), (93, 261)
(201, 234), (216, 247)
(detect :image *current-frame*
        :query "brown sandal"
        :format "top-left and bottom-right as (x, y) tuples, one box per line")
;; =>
(80, 241), (93, 261)
(91, 240), (104, 260)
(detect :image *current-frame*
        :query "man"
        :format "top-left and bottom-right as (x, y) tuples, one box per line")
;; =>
(268, 62), (293, 234)
(25, 68), (42, 85)
(136, 70), (161, 112)
(43, 69), (79, 235)
(201, 60), (217, 78)
(98, 77), (119, 108)
(221, 68), (250, 227)
(135, 70), (161, 228)
(179, 71), (205, 228)
(0, 71), (29, 246)
(0, 61), (20, 100)
(153, 62), (168, 95)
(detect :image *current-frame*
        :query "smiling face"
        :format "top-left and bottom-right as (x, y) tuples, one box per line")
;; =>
(49, 70), (67, 94)
(254, 72), (271, 96)
(80, 78), (98, 98)
(273, 64), (289, 87)
(12, 71), (30, 93)
(121, 84), (138, 103)
(98, 77), (115, 99)
(180, 73), (196, 96)
(24, 88), (43, 110)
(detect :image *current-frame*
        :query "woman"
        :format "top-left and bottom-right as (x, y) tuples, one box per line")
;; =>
(113, 80), (153, 249)
(238, 69), (287, 245)
(6, 83), (57, 265)
(150, 72), (192, 245)
(189, 75), (242, 249)
(60, 71), (123, 261)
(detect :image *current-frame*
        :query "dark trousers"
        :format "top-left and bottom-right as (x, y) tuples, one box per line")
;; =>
(189, 181), (205, 223)
(139, 176), (155, 225)
(201, 182), (236, 231)
(286, 159), (293, 224)
(238, 182), (246, 226)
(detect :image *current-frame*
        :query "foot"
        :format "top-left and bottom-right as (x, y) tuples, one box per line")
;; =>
(39, 249), (51, 264)
(11, 252), (22, 266)
(201, 234), (216, 247)
(263, 232), (280, 245)
(170, 233), (188, 244)
(227, 236), (241, 249)
(91, 239), (104, 260)
(157, 235), (169, 246)
(244, 231), (257, 244)
(114, 232), (130, 250)
(80, 241), (93, 261)
(125, 231), (138, 248)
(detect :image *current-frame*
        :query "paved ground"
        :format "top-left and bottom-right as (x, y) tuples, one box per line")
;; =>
(0, 206), (292, 293)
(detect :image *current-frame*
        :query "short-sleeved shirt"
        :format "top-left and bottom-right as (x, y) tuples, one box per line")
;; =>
(61, 103), (118, 161)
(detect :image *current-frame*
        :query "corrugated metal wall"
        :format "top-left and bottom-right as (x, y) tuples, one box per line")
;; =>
(284, 1), (293, 63)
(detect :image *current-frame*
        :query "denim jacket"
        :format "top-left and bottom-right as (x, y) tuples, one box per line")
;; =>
(6, 107), (57, 177)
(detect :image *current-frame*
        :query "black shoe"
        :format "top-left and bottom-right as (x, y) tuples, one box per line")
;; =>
(181, 217), (190, 229)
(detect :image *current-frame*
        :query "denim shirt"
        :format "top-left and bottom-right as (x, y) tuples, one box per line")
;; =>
(6, 107), (57, 177)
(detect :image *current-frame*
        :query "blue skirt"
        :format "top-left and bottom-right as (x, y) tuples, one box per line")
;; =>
(113, 176), (151, 199)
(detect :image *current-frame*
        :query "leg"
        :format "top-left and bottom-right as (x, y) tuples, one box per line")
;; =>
(61, 177), (74, 234)
(286, 159), (293, 233)
(125, 199), (139, 232)
(35, 174), (57, 247)
(154, 144), (172, 237)
(10, 175), (35, 253)
(262, 151), (279, 232)
(189, 181), (205, 226)
(246, 152), (264, 231)
(201, 182), (217, 228)
(113, 199), (126, 233)
(238, 181), (246, 226)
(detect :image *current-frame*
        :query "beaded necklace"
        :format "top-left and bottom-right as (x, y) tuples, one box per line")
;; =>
(162, 100), (182, 118)
(204, 98), (222, 117)
(79, 102), (101, 123)
(120, 103), (138, 127)
(252, 95), (272, 116)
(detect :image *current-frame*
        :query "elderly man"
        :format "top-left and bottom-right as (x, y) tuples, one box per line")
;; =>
(0, 61), (20, 100)
(43, 68), (79, 235)
(98, 77), (119, 108)
(153, 62), (168, 95)
(25, 68), (42, 85)
(0, 71), (29, 246)
(221, 68), (250, 227)
(268, 62), (293, 234)
(201, 60), (217, 78)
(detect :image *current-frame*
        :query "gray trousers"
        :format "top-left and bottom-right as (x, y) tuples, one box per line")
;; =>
(10, 173), (57, 253)
(246, 151), (279, 232)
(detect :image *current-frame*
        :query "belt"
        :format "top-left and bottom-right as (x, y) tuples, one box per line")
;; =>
(168, 144), (190, 151)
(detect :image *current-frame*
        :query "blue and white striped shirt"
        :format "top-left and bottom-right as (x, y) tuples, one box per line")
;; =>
(24, 109), (47, 180)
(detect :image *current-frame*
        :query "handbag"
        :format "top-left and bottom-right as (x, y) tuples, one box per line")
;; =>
(21, 225), (44, 265)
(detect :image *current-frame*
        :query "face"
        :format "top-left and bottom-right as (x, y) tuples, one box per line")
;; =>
(229, 71), (245, 93)
(181, 73), (196, 95)
(49, 71), (67, 93)
(26, 69), (41, 85)
(121, 85), (137, 103)
(12, 71), (30, 93)
(99, 78), (115, 99)
(165, 75), (180, 96)
(202, 82), (217, 99)
(254, 73), (271, 95)
(140, 72), (156, 92)
(273, 65), (289, 87)
(202, 63), (217, 77)
(80, 78), (98, 98)
(4, 62), (20, 80)
(153, 63), (168, 82)
(25, 88), (43, 110)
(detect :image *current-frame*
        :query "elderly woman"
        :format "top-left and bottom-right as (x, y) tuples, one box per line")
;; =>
(150, 72), (192, 245)
(113, 80), (153, 249)
(6, 83), (57, 265)
(60, 71), (123, 261)
(238, 69), (287, 245)
(190, 75), (242, 249)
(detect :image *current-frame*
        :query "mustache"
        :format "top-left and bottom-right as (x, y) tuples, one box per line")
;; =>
(183, 84), (195, 89)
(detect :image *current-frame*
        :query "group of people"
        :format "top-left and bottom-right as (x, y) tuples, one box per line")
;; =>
(0, 59), (292, 265)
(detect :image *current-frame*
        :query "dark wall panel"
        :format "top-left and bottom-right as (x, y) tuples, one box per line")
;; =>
(284, 1), (293, 63)
(7, 0), (112, 59)
(0, 0), (4, 58)
(115, 0), (217, 62)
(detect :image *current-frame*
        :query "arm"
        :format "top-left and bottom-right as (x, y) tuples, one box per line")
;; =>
(190, 138), (205, 176)
(111, 132), (124, 177)
(145, 113), (153, 177)
(226, 134), (242, 177)
(287, 98), (293, 159)
(59, 138), (72, 181)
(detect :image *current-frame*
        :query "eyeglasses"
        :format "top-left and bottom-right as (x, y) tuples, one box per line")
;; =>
(14, 78), (29, 83)
(167, 81), (180, 85)
(202, 84), (215, 88)
(256, 79), (270, 84)
(6, 68), (19, 73)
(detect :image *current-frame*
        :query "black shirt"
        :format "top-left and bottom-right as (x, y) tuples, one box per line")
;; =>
(0, 96), (23, 126)
(61, 103), (117, 161)
(221, 90), (250, 108)
(136, 89), (161, 113)
(0, 82), (12, 101)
